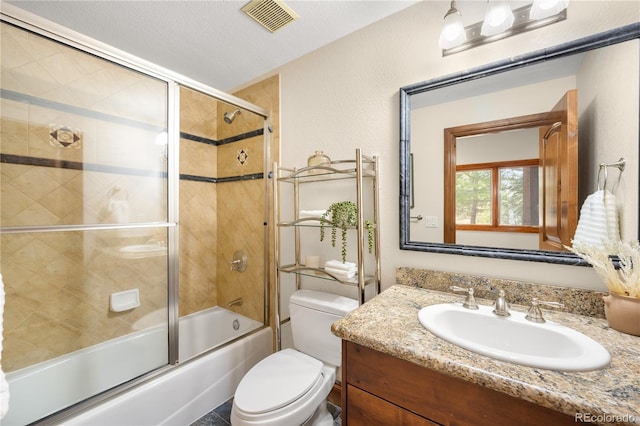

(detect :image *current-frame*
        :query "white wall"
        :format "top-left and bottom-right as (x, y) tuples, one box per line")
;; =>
(577, 41), (639, 241)
(246, 0), (640, 291)
(457, 130), (540, 165)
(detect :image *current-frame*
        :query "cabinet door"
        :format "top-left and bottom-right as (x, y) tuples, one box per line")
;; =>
(346, 385), (440, 426)
(343, 341), (575, 426)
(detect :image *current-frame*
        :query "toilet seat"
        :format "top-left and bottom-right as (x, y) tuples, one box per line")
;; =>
(231, 349), (335, 425)
(234, 349), (323, 414)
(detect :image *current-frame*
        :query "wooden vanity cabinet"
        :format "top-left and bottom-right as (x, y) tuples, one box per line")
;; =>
(341, 341), (575, 426)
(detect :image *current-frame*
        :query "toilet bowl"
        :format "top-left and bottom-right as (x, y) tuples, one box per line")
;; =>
(231, 349), (335, 425)
(230, 290), (358, 426)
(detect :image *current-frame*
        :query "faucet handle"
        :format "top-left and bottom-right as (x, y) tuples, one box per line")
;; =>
(449, 286), (479, 310)
(229, 250), (247, 272)
(525, 298), (565, 323)
(492, 289), (511, 317)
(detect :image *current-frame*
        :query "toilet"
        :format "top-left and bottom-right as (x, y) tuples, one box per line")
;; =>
(230, 289), (358, 426)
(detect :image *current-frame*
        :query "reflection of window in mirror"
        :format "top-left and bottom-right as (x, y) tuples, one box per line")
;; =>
(450, 128), (544, 249)
(456, 159), (539, 231)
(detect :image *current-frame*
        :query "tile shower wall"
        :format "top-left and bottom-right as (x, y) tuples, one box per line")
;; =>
(0, 22), (169, 371)
(179, 87), (218, 315)
(222, 75), (280, 324)
(179, 75), (280, 324)
(216, 108), (266, 322)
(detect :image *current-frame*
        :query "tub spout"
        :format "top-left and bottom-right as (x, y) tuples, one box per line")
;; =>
(228, 298), (243, 308)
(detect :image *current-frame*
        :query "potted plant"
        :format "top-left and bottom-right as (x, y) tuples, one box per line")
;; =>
(569, 240), (640, 336)
(319, 201), (374, 264)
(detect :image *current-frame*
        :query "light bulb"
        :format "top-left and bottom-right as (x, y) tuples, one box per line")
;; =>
(439, 1), (466, 50)
(530, 0), (569, 20)
(480, 0), (514, 37)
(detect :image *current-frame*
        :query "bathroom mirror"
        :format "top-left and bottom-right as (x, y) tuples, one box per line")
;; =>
(399, 23), (640, 264)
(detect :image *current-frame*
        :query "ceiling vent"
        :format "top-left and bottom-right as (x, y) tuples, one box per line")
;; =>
(242, 0), (299, 33)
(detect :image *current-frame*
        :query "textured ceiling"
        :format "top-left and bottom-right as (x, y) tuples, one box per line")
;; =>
(6, 0), (420, 91)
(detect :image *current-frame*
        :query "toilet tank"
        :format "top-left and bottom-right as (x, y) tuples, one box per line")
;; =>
(290, 290), (358, 367)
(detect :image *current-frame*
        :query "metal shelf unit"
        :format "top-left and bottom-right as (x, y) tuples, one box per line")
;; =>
(272, 149), (380, 349)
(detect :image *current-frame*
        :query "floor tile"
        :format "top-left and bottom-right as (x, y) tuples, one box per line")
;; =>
(191, 398), (342, 425)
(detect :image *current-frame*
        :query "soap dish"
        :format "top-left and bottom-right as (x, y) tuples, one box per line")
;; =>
(110, 289), (140, 312)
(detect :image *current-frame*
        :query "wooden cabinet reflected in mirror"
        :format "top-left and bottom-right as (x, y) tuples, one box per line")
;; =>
(399, 24), (640, 264)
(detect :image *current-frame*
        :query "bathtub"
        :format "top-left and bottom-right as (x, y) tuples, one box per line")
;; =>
(3, 307), (271, 425)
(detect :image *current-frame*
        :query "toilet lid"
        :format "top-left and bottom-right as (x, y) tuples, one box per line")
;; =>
(234, 348), (323, 414)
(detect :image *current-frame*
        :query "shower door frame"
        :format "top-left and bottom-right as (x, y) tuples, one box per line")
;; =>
(1, 4), (270, 423)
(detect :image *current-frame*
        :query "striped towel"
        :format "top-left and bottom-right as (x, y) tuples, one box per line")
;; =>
(573, 190), (620, 248)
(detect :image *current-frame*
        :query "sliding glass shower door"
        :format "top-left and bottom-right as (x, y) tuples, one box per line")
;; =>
(0, 21), (173, 424)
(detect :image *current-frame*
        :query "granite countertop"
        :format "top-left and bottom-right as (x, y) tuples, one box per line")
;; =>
(331, 285), (640, 425)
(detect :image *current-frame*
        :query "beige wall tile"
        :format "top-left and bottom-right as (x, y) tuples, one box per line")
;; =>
(216, 178), (266, 323)
(231, 75), (280, 342)
(217, 135), (264, 178)
(0, 22), (280, 372)
(179, 138), (217, 178)
(179, 180), (217, 315)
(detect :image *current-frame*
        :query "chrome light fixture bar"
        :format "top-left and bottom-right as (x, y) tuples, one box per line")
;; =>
(442, 3), (567, 56)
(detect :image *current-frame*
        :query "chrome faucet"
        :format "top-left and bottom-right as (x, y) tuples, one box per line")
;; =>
(449, 286), (479, 310)
(492, 289), (510, 317)
(525, 298), (565, 323)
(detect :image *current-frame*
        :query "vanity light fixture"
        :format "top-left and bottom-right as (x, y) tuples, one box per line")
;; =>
(440, 1), (568, 56)
(438, 1), (466, 50)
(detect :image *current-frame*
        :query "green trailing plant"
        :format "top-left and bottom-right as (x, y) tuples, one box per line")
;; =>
(320, 201), (375, 263)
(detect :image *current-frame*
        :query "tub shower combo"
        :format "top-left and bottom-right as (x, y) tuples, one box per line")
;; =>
(0, 7), (271, 425)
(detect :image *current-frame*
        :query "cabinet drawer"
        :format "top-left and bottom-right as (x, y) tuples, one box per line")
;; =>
(346, 384), (440, 426)
(344, 341), (575, 426)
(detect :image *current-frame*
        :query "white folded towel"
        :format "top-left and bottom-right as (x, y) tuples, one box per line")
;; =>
(324, 267), (356, 279)
(325, 260), (357, 271)
(1, 273), (9, 419)
(573, 189), (620, 249)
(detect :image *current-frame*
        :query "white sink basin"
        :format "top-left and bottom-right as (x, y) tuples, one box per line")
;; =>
(418, 303), (610, 371)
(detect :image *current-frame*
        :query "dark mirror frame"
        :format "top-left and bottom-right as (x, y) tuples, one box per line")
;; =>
(399, 23), (640, 265)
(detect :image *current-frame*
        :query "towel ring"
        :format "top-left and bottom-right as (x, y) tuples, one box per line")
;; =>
(597, 166), (607, 191)
(597, 158), (626, 191)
